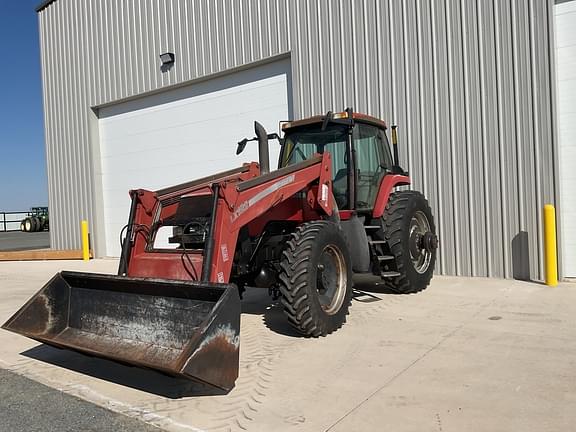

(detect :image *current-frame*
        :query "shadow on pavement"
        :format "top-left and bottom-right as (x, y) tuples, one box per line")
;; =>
(241, 274), (398, 338)
(20, 274), (402, 396)
(352, 274), (403, 295)
(241, 288), (302, 337)
(21, 344), (227, 399)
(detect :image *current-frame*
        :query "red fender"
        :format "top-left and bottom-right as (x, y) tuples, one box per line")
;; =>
(372, 174), (411, 218)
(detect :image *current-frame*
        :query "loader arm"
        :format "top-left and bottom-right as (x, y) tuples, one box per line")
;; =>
(119, 163), (261, 277)
(123, 153), (333, 283)
(209, 152), (333, 283)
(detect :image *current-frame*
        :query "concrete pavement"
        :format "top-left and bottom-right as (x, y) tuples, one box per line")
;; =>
(0, 259), (574, 431)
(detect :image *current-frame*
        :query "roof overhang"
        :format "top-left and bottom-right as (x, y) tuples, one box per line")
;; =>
(36, 0), (57, 13)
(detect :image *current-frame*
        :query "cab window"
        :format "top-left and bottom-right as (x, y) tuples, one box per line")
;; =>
(353, 124), (393, 209)
(282, 125), (350, 208)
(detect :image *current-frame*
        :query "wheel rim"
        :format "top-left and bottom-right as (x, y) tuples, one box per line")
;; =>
(409, 211), (433, 274)
(25, 219), (31, 231)
(316, 244), (347, 315)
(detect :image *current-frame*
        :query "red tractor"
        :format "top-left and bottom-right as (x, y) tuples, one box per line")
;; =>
(3, 109), (437, 391)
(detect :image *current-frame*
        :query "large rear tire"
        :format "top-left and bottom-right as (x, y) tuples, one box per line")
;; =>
(381, 191), (437, 294)
(279, 221), (353, 337)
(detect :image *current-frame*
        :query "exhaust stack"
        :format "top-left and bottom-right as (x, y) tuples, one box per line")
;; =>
(254, 121), (270, 175)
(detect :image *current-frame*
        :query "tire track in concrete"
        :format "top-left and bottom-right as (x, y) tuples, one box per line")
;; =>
(177, 314), (299, 432)
(1, 288), (411, 432)
(300, 293), (406, 405)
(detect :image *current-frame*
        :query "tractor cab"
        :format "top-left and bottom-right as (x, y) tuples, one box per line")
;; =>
(279, 109), (402, 212)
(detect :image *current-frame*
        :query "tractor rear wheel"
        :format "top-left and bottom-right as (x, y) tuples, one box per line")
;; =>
(382, 191), (437, 294)
(31, 217), (40, 232)
(279, 221), (353, 337)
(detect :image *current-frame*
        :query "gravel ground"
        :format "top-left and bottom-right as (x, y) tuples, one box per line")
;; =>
(0, 368), (161, 432)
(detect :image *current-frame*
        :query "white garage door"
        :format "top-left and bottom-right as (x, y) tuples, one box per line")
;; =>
(555, 1), (576, 277)
(98, 60), (291, 257)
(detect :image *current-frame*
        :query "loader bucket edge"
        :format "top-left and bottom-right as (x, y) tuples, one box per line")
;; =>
(1, 271), (241, 391)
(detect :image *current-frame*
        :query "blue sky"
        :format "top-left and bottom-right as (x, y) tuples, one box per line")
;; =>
(0, 1), (47, 211)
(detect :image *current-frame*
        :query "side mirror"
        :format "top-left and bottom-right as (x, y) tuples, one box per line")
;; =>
(236, 138), (248, 155)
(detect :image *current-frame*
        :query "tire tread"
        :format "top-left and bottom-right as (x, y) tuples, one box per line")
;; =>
(278, 221), (352, 337)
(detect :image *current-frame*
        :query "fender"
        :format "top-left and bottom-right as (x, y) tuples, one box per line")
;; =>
(372, 174), (411, 218)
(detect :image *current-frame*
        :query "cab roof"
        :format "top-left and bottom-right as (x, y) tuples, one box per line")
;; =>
(281, 111), (387, 132)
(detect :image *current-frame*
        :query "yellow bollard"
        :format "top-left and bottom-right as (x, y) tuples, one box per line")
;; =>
(81, 220), (90, 261)
(543, 205), (558, 286)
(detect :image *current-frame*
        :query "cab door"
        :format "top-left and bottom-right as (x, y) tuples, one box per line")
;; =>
(352, 123), (394, 210)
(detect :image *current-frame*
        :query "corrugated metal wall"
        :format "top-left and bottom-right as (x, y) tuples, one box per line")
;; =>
(38, 0), (557, 279)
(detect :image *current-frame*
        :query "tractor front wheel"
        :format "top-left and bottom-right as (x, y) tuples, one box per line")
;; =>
(382, 191), (437, 294)
(279, 221), (353, 337)
(24, 218), (33, 233)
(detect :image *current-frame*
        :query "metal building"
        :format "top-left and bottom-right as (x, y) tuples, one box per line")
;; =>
(35, 0), (575, 280)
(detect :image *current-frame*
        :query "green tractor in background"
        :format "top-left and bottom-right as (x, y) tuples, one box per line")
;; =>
(20, 207), (49, 233)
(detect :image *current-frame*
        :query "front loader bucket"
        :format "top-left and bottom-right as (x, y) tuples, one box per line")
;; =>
(2, 271), (240, 391)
